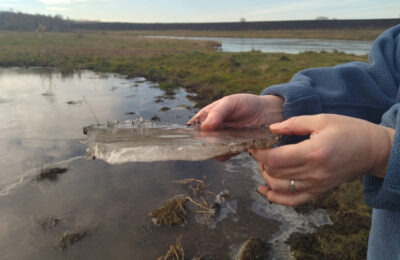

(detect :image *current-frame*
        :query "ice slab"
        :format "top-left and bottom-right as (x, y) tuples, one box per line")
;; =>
(83, 119), (280, 164)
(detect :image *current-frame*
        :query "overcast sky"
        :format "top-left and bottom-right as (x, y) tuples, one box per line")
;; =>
(1, 0), (399, 22)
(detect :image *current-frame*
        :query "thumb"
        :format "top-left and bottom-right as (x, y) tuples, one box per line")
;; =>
(269, 115), (324, 136)
(201, 110), (224, 130)
(201, 101), (233, 130)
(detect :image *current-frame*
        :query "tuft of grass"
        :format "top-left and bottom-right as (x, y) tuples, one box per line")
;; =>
(158, 235), (184, 260)
(36, 166), (67, 181)
(150, 115), (161, 121)
(238, 237), (270, 260)
(290, 178), (371, 259)
(59, 228), (90, 250)
(159, 81), (179, 92)
(149, 197), (189, 228)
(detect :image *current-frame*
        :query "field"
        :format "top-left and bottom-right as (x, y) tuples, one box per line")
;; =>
(127, 28), (384, 40)
(0, 30), (369, 107)
(0, 29), (372, 258)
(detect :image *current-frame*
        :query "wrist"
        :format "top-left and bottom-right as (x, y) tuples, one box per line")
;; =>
(369, 125), (395, 179)
(260, 95), (284, 125)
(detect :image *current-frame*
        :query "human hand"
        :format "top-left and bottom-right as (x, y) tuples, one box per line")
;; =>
(250, 114), (395, 207)
(187, 94), (284, 161)
(187, 94), (284, 130)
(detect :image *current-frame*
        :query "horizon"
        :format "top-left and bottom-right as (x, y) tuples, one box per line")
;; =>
(0, 0), (399, 23)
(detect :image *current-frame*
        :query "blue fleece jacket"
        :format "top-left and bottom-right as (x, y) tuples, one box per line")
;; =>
(261, 24), (400, 259)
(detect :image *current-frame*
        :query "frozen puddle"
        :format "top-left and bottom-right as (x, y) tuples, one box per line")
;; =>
(83, 118), (280, 163)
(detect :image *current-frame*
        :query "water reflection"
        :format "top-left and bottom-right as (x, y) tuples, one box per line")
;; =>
(0, 67), (327, 259)
(145, 35), (373, 55)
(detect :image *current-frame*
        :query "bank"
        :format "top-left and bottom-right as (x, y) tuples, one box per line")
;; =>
(0, 30), (372, 259)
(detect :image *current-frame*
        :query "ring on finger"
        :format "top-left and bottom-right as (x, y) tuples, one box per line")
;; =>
(289, 180), (296, 193)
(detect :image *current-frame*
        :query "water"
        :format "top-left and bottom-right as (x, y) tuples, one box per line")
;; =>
(0, 67), (329, 259)
(145, 35), (373, 55)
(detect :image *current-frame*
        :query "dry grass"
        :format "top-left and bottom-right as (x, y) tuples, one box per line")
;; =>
(158, 235), (184, 260)
(59, 228), (90, 250)
(124, 28), (384, 40)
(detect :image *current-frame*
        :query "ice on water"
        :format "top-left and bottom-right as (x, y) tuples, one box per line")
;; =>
(83, 118), (280, 164)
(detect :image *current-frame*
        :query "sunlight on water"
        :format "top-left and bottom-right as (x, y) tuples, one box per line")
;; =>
(0, 67), (329, 259)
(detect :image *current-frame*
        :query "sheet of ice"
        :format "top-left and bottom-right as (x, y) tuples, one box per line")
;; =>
(83, 118), (280, 163)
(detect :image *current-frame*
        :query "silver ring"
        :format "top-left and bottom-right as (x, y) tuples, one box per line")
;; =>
(289, 180), (296, 193)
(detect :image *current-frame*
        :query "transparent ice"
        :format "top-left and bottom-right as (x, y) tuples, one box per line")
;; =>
(83, 118), (280, 164)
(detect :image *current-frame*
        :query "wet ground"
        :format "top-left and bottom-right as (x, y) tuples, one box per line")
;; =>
(0, 67), (329, 259)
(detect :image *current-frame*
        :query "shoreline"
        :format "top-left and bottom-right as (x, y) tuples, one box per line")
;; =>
(0, 30), (372, 258)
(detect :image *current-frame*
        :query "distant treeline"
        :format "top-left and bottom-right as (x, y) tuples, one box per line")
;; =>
(72, 19), (400, 31)
(0, 11), (70, 31)
(1, 11), (399, 32)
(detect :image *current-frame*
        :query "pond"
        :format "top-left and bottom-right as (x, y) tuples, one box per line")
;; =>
(144, 35), (373, 55)
(0, 67), (329, 259)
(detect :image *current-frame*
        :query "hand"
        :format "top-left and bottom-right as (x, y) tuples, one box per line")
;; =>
(187, 94), (284, 130)
(250, 114), (395, 207)
(187, 94), (284, 161)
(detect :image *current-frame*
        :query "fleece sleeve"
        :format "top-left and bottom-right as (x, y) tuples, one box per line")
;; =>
(364, 104), (400, 210)
(261, 24), (400, 125)
(261, 24), (400, 210)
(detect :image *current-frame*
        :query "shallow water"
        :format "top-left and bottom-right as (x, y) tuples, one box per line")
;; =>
(0, 67), (329, 259)
(145, 35), (372, 55)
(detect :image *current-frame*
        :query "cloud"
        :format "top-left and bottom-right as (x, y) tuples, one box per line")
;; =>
(37, 0), (112, 5)
(45, 6), (70, 11)
(245, 0), (322, 17)
(37, 0), (88, 5)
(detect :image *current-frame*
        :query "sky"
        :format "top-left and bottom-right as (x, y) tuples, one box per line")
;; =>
(0, 0), (399, 23)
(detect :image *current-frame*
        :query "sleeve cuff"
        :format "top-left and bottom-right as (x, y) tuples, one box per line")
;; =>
(364, 104), (400, 210)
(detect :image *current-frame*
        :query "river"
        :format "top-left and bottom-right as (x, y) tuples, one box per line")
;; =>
(0, 67), (329, 259)
(145, 36), (373, 55)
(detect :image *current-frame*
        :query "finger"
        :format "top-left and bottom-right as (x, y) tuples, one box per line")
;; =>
(265, 190), (314, 207)
(250, 140), (312, 169)
(257, 184), (271, 197)
(269, 115), (325, 136)
(201, 100), (234, 130)
(260, 170), (306, 193)
(214, 152), (240, 162)
(186, 101), (220, 126)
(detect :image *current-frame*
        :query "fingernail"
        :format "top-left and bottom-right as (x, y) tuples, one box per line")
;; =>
(269, 122), (281, 129)
(257, 184), (270, 195)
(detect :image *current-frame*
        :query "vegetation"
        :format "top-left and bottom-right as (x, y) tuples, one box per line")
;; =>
(127, 29), (384, 40)
(36, 166), (67, 181)
(1, 10), (397, 40)
(0, 29), (372, 258)
(292, 179), (371, 259)
(59, 228), (91, 250)
(0, 11), (70, 31)
(0, 30), (367, 107)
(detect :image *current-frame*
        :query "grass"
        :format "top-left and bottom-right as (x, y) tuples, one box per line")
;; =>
(36, 166), (67, 181)
(59, 228), (90, 250)
(0, 29), (372, 258)
(126, 28), (384, 40)
(292, 179), (371, 259)
(0, 30), (368, 107)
